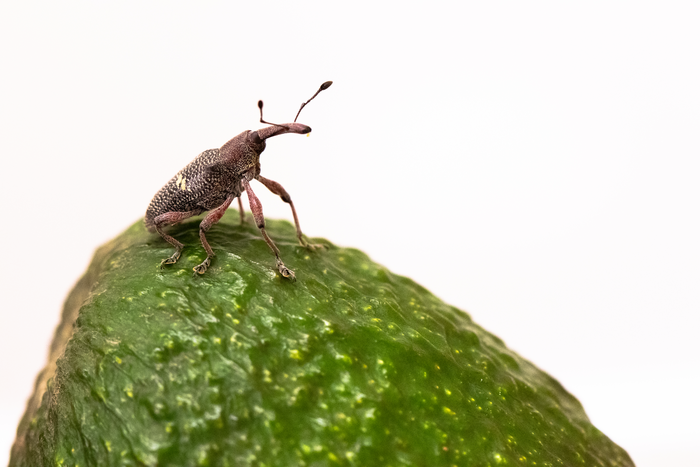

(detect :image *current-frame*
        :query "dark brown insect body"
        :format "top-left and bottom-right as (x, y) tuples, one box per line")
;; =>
(145, 81), (332, 280)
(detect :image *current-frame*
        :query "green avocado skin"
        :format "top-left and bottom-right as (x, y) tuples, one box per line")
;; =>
(11, 211), (634, 467)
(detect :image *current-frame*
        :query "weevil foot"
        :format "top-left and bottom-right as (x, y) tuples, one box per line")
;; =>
(276, 260), (296, 281)
(299, 237), (328, 251)
(160, 251), (181, 269)
(193, 257), (212, 276)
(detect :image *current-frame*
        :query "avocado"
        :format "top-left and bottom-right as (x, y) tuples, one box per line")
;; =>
(11, 211), (634, 466)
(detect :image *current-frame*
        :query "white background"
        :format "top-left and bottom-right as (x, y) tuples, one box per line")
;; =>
(1, 2), (698, 466)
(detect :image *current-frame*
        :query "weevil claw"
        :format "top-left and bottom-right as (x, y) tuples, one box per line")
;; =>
(160, 251), (181, 269)
(193, 257), (212, 276)
(299, 237), (327, 251)
(277, 262), (296, 282)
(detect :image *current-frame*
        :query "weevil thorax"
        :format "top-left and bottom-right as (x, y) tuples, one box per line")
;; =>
(217, 130), (266, 177)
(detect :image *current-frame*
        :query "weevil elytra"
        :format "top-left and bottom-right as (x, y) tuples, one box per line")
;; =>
(145, 81), (332, 280)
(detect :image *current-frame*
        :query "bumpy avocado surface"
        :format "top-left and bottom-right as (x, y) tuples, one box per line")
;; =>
(11, 211), (634, 466)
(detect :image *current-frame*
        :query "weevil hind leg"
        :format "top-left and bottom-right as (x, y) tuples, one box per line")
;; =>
(153, 211), (199, 269)
(193, 194), (235, 275)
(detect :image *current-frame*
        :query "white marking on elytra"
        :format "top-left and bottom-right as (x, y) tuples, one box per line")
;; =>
(176, 174), (187, 191)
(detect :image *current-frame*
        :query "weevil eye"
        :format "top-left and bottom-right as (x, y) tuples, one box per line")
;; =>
(248, 131), (262, 144)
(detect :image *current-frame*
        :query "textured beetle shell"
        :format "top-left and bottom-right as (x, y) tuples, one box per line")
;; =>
(144, 131), (262, 232)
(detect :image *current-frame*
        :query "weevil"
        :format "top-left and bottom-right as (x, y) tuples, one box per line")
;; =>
(145, 81), (332, 280)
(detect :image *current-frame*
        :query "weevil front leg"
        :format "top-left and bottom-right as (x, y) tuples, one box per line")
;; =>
(153, 210), (200, 268)
(193, 193), (235, 275)
(256, 175), (324, 249)
(242, 178), (296, 281)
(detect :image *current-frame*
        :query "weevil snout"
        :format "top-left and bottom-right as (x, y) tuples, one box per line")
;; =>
(252, 122), (312, 142)
(288, 123), (311, 134)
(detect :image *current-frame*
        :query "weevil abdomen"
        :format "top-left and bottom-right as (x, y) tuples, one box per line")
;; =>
(145, 148), (243, 232)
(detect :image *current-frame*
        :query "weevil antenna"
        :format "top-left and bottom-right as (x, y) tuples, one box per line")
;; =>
(293, 81), (333, 122)
(258, 100), (291, 130)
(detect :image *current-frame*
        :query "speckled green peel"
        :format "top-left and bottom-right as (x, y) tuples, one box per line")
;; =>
(11, 211), (634, 467)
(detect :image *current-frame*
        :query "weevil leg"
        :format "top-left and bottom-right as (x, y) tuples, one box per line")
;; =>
(243, 178), (296, 281)
(153, 210), (200, 268)
(193, 194), (235, 275)
(237, 196), (246, 224)
(256, 175), (325, 249)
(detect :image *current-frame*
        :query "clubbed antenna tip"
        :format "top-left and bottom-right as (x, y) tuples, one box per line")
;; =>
(294, 80), (333, 122)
